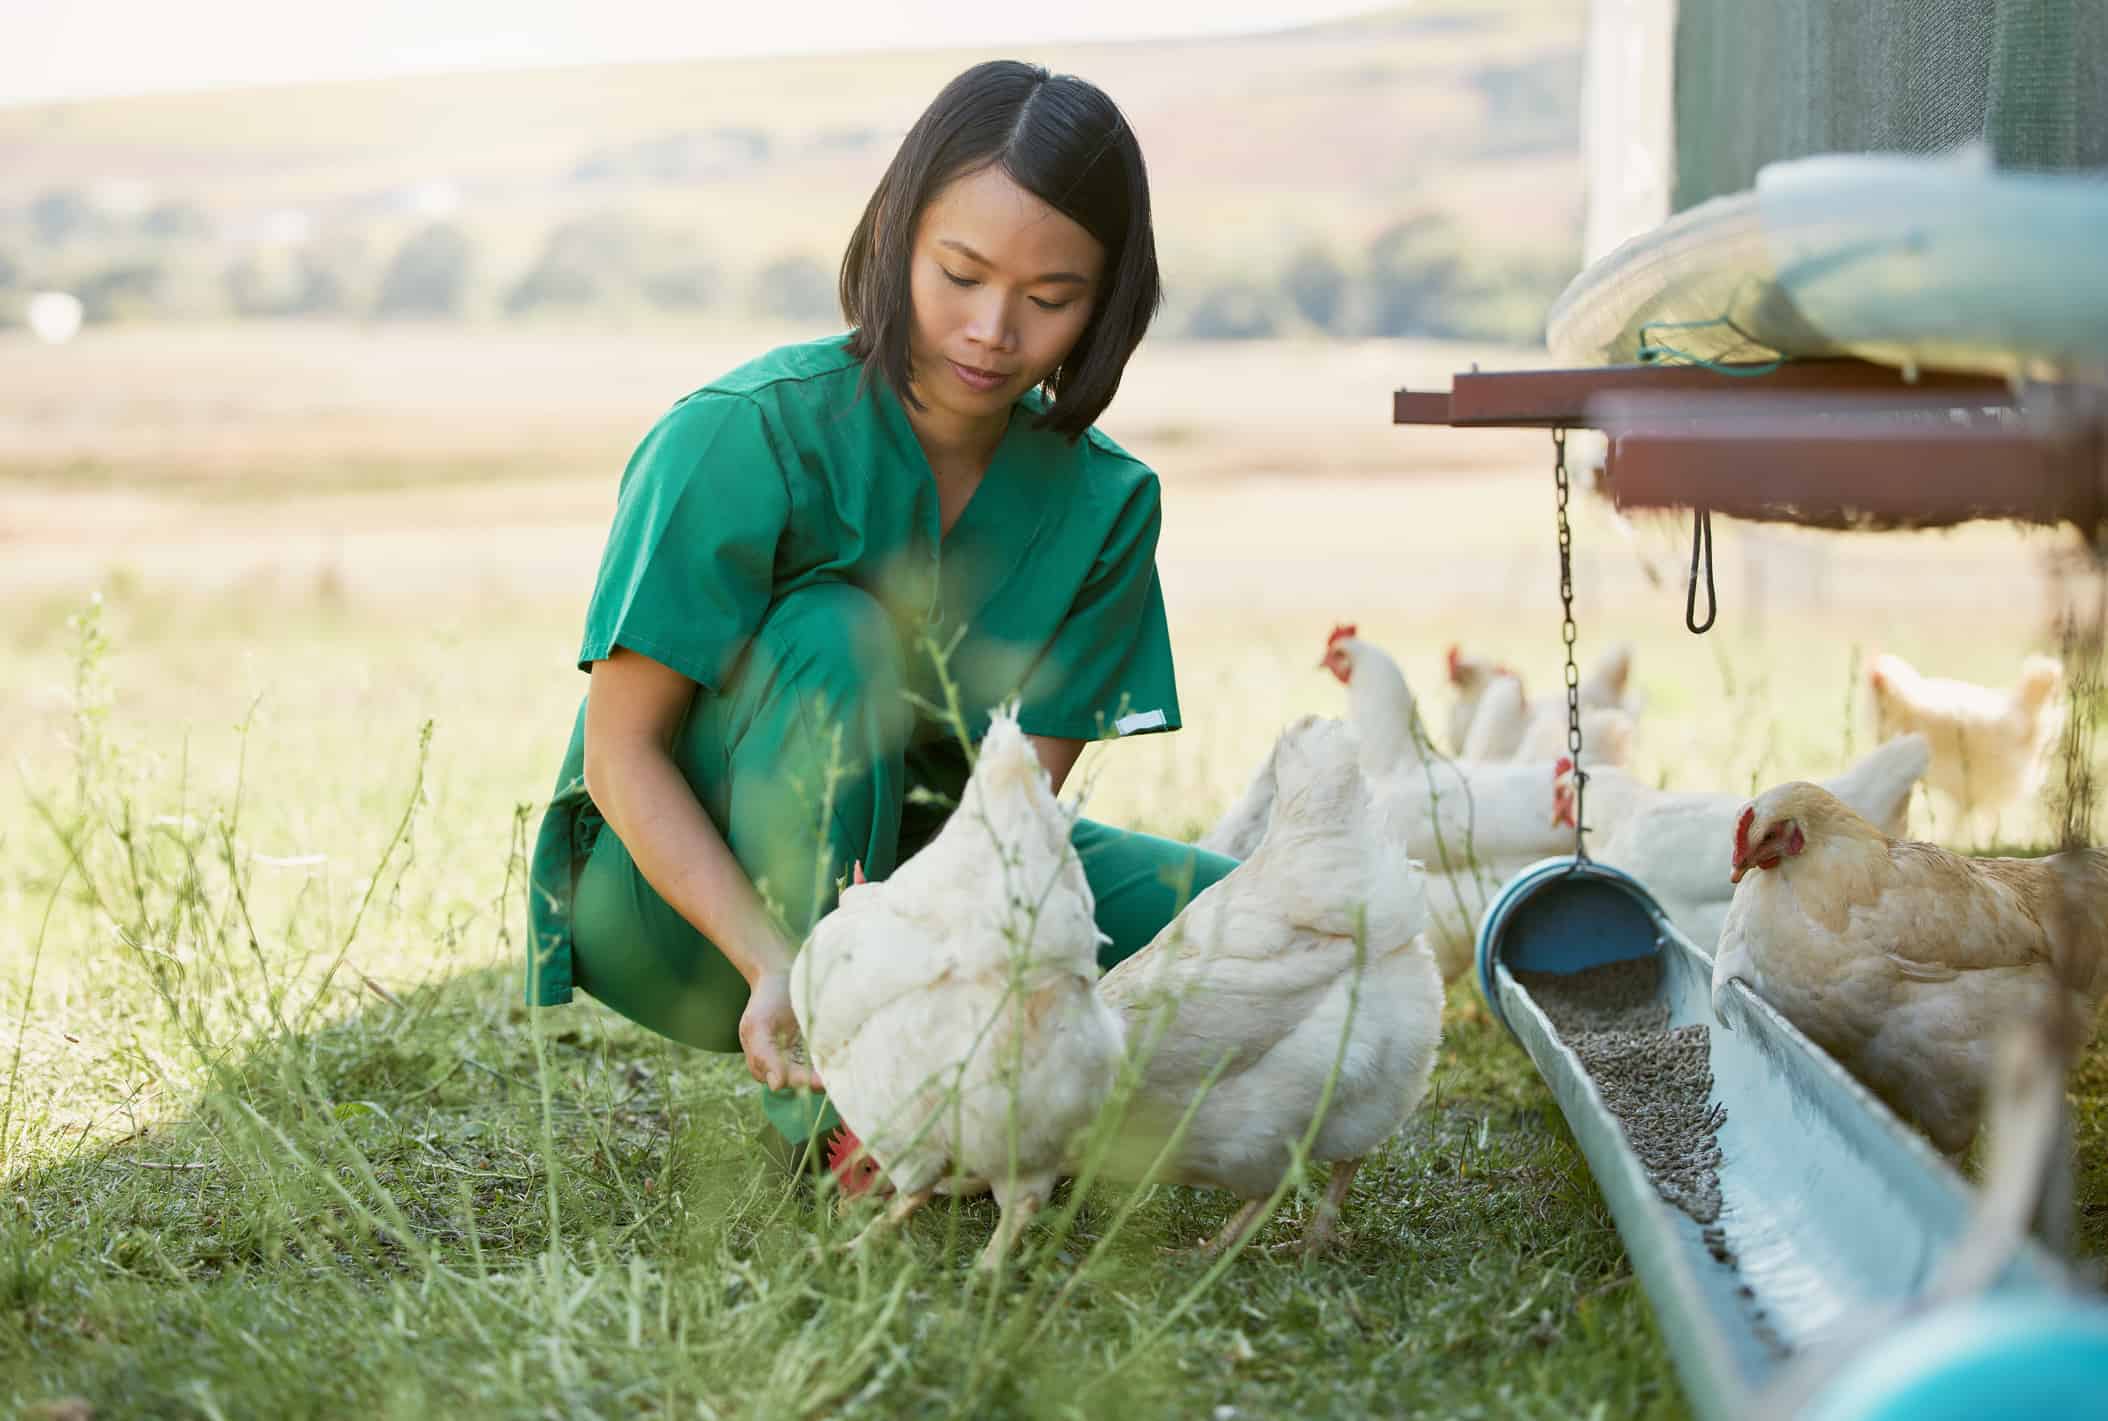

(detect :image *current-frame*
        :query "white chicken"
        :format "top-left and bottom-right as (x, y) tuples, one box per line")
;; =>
(790, 706), (1124, 1267)
(1315, 629), (1588, 847)
(1554, 734), (1931, 953)
(1329, 628), (1592, 977)
(1460, 671), (1638, 768)
(1866, 651), (2065, 837)
(1195, 734), (1281, 861)
(1445, 645), (1518, 759)
(1201, 629), (1580, 981)
(1447, 641), (1641, 759)
(1198, 623), (1437, 860)
(1710, 780), (2108, 1155)
(1322, 623), (1439, 780)
(1329, 628), (1582, 980)
(1088, 714), (1442, 1255)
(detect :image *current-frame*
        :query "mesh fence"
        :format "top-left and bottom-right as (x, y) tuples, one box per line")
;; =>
(1673, 0), (2108, 209)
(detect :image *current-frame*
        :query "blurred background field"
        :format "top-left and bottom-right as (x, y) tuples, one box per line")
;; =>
(4, 319), (2086, 848)
(5, 1), (2105, 1416)
(0, 1), (1584, 345)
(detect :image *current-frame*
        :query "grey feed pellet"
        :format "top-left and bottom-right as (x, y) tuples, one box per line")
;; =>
(1516, 954), (1791, 1356)
(1516, 956), (1723, 1225)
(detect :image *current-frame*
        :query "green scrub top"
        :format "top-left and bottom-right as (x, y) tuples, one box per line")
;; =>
(527, 333), (1183, 1007)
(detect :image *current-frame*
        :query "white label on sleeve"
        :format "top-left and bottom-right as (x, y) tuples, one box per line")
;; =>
(1114, 708), (1168, 736)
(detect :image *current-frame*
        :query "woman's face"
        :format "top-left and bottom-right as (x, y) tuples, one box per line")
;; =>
(906, 163), (1105, 430)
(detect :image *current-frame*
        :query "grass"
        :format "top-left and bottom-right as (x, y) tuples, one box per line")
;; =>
(3, 328), (2105, 1418)
(0, 588), (1684, 1419)
(7, 580), (2104, 1421)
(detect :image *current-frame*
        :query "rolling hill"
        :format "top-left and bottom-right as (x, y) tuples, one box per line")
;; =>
(0, 0), (1584, 335)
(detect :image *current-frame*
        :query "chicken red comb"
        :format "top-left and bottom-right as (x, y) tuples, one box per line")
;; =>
(1445, 644), (1463, 682)
(1733, 805), (1756, 866)
(826, 1126), (880, 1197)
(1554, 756), (1574, 778)
(1326, 623), (1358, 651)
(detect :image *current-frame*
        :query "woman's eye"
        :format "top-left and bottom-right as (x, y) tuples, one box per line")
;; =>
(1030, 297), (1073, 313)
(941, 269), (978, 288)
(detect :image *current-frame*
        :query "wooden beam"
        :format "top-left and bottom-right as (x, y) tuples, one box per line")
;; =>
(1393, 359), (2015, 429)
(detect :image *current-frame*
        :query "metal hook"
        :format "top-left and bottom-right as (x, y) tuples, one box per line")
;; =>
(1686, 505), (1717, 634)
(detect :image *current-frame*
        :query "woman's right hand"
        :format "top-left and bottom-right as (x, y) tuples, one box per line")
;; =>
(739, 970), (823, 1093)
(585, 649), (828, 1097)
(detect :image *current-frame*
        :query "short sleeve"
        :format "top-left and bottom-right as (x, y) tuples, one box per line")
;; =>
(1016, 478), (1182, 741)
(578, 394), (790, 692)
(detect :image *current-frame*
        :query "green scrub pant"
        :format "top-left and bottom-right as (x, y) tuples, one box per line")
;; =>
(563, 581), (1236, 1147)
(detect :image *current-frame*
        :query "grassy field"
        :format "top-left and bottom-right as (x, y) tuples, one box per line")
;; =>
(3, 323), (2104, 1418)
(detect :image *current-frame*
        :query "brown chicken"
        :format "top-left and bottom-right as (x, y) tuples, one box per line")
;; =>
(1711, 781), (2108, 1155)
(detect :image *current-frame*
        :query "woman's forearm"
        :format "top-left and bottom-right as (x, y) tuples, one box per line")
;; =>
(587, 739), (797, 986)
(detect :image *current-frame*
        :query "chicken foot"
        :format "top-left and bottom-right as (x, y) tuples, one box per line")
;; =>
(843, 1186), (934, 1254)
(1180, 1159), (1365, 1262)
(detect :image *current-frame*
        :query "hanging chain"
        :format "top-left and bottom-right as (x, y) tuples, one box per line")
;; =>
(1554, 427), (1588, 861)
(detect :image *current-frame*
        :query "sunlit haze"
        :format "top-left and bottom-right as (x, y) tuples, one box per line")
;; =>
(9, 0), (1392, 104)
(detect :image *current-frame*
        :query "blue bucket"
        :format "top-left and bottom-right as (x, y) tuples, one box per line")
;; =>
(1474, 854), (1671, 1038)
(1801, 1296), (2108, 1421)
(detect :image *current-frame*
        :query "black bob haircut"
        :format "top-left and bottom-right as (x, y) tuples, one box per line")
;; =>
(839, 59), (1161, 442)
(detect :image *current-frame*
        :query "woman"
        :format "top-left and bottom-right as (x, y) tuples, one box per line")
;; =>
(526, 59), (1236, 1170)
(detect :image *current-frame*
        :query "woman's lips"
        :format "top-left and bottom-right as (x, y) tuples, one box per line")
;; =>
(948, 359), (1010, 394)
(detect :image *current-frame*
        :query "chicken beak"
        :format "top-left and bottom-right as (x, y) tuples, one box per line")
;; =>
(1728, 861), (1748, 885)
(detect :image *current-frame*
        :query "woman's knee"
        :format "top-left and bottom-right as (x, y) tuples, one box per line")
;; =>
(1072, 818), (1237, 969)
(766, 583), (905, 691)
(744, 582), (909, 745)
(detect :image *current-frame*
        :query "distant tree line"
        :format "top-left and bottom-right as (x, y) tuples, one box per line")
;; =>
(1169, 216), (1577, 344)
(0, 186), (1576, 344)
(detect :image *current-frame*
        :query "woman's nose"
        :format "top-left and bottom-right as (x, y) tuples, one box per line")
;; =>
(964, 292), (1016, 352)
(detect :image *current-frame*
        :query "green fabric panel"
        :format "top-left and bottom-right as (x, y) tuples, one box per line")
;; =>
(1673, 0), (2108, 211)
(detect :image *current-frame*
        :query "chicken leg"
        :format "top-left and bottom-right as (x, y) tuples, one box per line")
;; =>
(844, 1186), (933, 1254)
(1178, 1197), (1270, 1260)
(976, 1182), (1048, 1271)
(1299, 1157), (1363, 1257)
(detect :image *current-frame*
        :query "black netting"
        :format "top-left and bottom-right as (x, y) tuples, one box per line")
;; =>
(1673, 0), (2108, 210)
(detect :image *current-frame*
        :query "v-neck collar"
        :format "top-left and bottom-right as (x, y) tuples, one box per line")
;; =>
(871, 372), (1060, 632)
(874, 374), (1024, 550)
(935, 406), (1017, 548)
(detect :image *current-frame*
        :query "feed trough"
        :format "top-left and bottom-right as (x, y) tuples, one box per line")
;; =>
(1475, 855), (2108, 1419)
